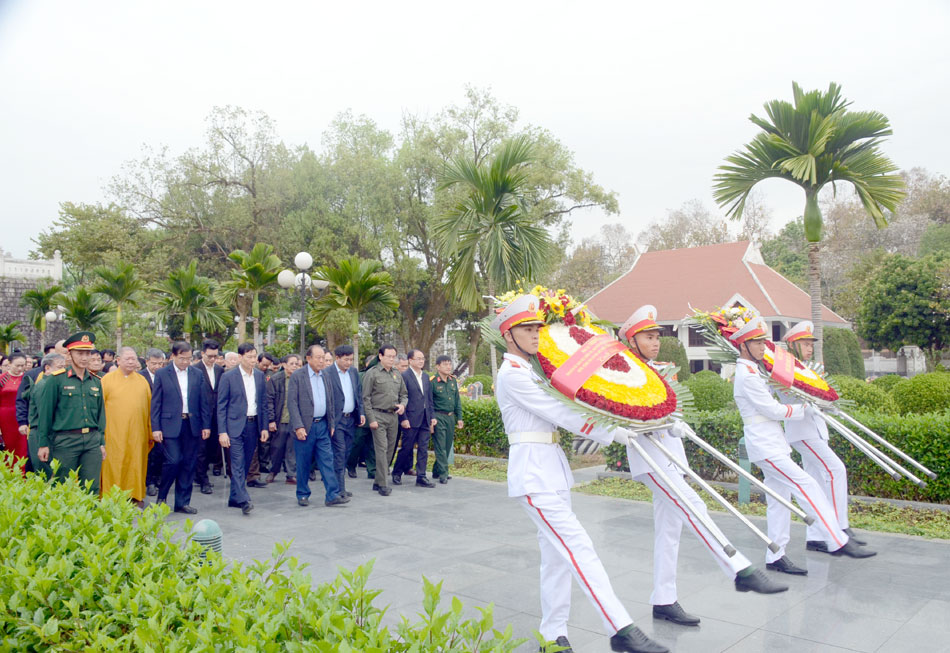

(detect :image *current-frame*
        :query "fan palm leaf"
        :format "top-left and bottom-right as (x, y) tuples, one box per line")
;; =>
(155, 261), (230, 345)
(92, 262), (146, 348)
(57, 287), (110, 332)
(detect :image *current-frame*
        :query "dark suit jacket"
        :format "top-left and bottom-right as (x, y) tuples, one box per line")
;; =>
(192, 362), (224, 428)
(138, 368), (156, 389)
(150, 364), (211, 438)
(15, 367), (43, 426)
(324, 363), (364, 424)
(287, 366), (337, 434)
(216, 366), (267, 437)
(401, 369), (434, 429)
(265, 368), (290, 425)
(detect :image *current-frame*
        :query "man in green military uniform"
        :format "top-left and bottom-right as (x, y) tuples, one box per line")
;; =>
(430, 355), (463, 484)
(361, 344), (407, 496)
(34, 331), (107, 493)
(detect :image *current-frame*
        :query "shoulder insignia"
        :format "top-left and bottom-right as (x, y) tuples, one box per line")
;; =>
(430, 374), (437, 381)
(50, 369), (65, 376)
(509, 361), (521, 368)
(67, 369), (74, 377)
(91, 372), (101, 379)
(744, 364), (756, 374)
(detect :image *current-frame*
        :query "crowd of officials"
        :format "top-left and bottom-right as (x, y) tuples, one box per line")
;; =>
(0, 333), (464, 516)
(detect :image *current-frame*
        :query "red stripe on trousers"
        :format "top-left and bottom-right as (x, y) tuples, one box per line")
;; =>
(647, 473), (726, 565)
(764, 458), (843, 547)
(801, 441), (838, 521)
(525, 495), (618, 632)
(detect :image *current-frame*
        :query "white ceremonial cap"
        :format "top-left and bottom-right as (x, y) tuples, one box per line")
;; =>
(730, 317), (769, 345)
(618, 304), (662, 347)
(491, 294), (545, 334)
(783, 320), (817, 343)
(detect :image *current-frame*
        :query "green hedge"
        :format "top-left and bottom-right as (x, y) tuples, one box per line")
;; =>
(453, 398), (571, 459)
(461, 374), (494, 391)
(0, 462), (523, 651)
(831, 375), (899, 414)
(891, 372), (950, 415)
(658, 337), (690, 381)
(684, 371), (734, 412)
(824, 328), (865, 378)
(871, 374), (907, 393)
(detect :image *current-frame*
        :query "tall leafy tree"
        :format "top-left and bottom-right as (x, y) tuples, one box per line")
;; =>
(435, 136), (554, 379)
(217, 243), (282, 348)
(19, 282), (63, 349)
(714, 82), (906, 361)
(57, 287), (110, 332)
(309, 258), (399, 362)
(92, 262), (146, 349)
(0, 322), (26, 355)
(155, 261), (230, 347)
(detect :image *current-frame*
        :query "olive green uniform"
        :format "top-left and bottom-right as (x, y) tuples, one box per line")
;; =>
(34, 367), (106, 493)
(361, 364), (407, 489)
(430, 373), (462, 480)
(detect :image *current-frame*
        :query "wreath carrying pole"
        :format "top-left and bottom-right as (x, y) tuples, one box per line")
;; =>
(833, 409), (937, 480)
(819, 411), (927, 487)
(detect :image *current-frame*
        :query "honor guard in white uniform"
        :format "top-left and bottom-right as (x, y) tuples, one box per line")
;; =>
(493, 294), (669, 653)
(731, 318), (875, 575)
(618, 306), (786, 628)
(780, 321), (867, 551)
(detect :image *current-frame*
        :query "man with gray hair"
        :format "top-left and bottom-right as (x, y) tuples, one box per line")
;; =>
(139, 348), (166, 496)
(223, 352), (240, 371)
(16, 352), (66, 477)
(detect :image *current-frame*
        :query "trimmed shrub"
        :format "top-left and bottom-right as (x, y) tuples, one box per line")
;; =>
(891, 373), (950, 414)
(658, 336), (690, 381)
(684, 370), (734, 412)
(831, 375), (899, 414)
(461, 374), (493, 390)
(824, 328), (865, 378)
(871, 374), (907, 394)
(0, 462), (523, 651)
(454, 398), (572, 460)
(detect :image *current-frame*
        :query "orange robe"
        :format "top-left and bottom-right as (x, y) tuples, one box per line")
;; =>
(100, 369), (153, 501)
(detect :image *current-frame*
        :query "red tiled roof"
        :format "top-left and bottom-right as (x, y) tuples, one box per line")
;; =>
(585, 241), (847, 325)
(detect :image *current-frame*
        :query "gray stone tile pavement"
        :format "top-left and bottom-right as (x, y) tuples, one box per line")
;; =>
(164, 468), (950, 652)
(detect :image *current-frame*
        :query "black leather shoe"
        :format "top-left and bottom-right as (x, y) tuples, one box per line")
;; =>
(297, 497), (310, 507)
(447, 475), (452, 480)
(378, 486), (392, 496)
(241, 502), (254, 515)
(439, 476), (448, 484)
(247, 479), (268, 488)
(766, 555), (808, 575)
(174, 505), (198, 515)
(652, 602), (700, 626)
(806, 540), (829, 553)
(326, 496), (350, 507)
(146, 484), (158, 497)
(228, 499), (242, 508)
(392, 474), (402, 485)
(416, 476), (435, 488)
(831, 540), (877, 558)
(540, 635), (573, 652)
(309, 470), (317, 482)
(200, 483), (213, 495)
(367, 472), (375, 479)
(212, 467), (222, 477)
(843, 527), (867, 545)
(372, 483), (381, 491)
(347, 468), (357, 479)
(609, 624), (669, 653)
(734, 567), (788, 593)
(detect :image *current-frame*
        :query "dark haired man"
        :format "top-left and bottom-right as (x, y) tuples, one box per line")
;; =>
(193, 339), (225, 491)
(430, 355), (463, 484)
(324, 344), (365, 497)
(360, 344), (407, 496)
(265, 354), (301, 484)
(392, 349), (436, 488)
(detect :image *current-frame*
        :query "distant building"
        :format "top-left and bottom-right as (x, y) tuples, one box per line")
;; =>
(0, 250), (67, 353)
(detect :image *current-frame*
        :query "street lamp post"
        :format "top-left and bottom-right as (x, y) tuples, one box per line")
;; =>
(278, 252), (329, 357)
(44, 307), (62, 350)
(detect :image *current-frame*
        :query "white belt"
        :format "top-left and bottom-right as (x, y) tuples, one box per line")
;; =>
(744, 414), (775, 425)
(508, 431), (557, 445)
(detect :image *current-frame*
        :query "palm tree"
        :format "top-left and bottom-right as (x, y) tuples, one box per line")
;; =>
(435, 136), (553, 379)
(713, 82), (906, 361)
(155, 261), (230, 346)
(0, 322), (26, 355)
(57, 287), (110, 332)
(217, 243), (282, 349)
(20, 282), (63, 349)
(309, 258), (399, 363)
(92, 262), (146, 349)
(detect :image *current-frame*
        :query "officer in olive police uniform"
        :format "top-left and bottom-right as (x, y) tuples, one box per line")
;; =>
(430, 355), (463, 483)
(33, 331), (107, 493)
(360, 345), (408, 496)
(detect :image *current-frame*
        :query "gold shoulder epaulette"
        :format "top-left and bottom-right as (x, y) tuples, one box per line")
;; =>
(50, 368), (65, 376)
(430, 374), (437, 381)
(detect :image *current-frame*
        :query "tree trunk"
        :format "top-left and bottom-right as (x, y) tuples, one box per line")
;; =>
(115, 304), (123, 349)
(488, 281), (498, 384)
(467, 328), (480, 377)
(351, 312), (360, 366)
(252, 318), (261, 351)
(807, 241), (824, 363)
(236, 312), (247, 344)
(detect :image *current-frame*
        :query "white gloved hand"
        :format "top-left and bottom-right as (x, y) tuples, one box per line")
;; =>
(612, 428), (636, 446)
(670, 421), (694, 439)
(804, 404), (819, 419)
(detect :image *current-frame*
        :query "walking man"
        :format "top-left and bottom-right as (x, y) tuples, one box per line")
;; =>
(430, 355), (462, 484)
(265, 354), (300, 485)
(361, 345), (407, 496)
(393, 349), (436, 488)
(324, 345), (365, 498)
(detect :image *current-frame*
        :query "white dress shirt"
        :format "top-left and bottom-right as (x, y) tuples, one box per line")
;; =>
(335, 363), (355, 414)
(733, 357), (804, 462)
(204, 363), (216, 390)
(411, 368), (425, 392)
(240, 366), (257, 417)
(175, 365), (189, 413)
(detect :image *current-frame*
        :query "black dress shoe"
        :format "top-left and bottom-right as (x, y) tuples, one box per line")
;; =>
(843, 527), (867, 545)
(241, 501), (254, 515)
(415, 476), (435, 488)
(652, 602), (700, 626)
(734, 567), (788, 593)
(146, 484), (158, 497)
(247, 479), (268, 488)
(378, 486), (392, 496)
(326, 495), (350, 506)
(766, 555), (808, 575)
(347, 468), (357, 479)
(212, 467), (222, 477)
(447, 475), (452, 480)
(372, 483), (381, 491)
(200, 483), (213, 495)
(439, 476), (448, 484)
(228, 499), (243, 508)
(609, 624), (669, 653)
(174, 505), (198, 515)
(831, 540), (877, 558)
(391, 474), (402, 485)
(309, 470), (317, 482)
(367, 472), (375, 479)
(297, 497), (310, 507)
(285, 476), (296, 484)
(806, 540), (829, 553)
(540, 635), (573, 652)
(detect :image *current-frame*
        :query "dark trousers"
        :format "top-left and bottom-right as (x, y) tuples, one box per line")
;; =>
(194, 417), (217, 485)
(269, 422), (296, 477)
(50, 430), (103, 494)
(146, 442), (164, 487)
(347, 424), (376, 476)
(228, 419), (258, 506)
(332, 414), (356, 493)
(392, 423), (430, 477)
(295, 418), (338, 502)
(158, 422), (199, 509)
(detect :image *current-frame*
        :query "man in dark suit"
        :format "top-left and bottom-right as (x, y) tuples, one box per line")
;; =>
(392, 349), (437, 488)
(265, 353), (301, 484)
(150, 341), (211, 514)
(192, 339), (225, 493)
(287, 344), (348, 508)
(216, 342), (269, 515)
(324, 344), (365, 497)
(140, 348), (166, 496)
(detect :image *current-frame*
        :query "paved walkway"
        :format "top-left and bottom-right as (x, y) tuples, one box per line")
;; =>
(167, 469), (950, 653)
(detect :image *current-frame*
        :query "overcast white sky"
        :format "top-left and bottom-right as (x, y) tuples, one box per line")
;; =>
(1, 0), (947, 259)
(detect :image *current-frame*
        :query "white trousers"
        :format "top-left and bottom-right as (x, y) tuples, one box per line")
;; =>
(636, 472), (751, 605)
(755, 454), (848, 563)
(791, 438), (850, 540)
(518, 490), (632, 640)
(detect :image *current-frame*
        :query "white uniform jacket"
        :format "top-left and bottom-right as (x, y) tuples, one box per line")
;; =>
(733, 358), (805, 462)
(776, 389), (829, 443)
(496, 353), (617, 497)
(626, 360), (688, 478)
